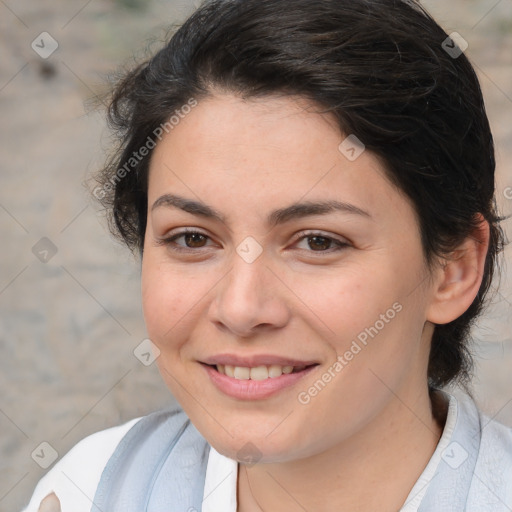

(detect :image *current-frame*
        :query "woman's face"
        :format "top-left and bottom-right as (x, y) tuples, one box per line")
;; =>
(142, 93), (438, 462)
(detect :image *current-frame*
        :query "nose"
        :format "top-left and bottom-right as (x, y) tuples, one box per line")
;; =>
(207, 249), (291, 338)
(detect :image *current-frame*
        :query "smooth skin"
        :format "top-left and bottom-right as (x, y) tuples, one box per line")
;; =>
(141, 92), (489, 512)
(37, 493), (60, 512)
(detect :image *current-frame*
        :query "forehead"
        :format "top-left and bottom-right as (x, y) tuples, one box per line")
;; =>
(147, 93), (409, 225)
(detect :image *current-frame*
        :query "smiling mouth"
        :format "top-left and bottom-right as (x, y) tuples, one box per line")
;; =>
(206, 363), (318, 380)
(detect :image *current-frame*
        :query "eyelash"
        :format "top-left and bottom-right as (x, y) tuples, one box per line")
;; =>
(156, 228), (350, 255)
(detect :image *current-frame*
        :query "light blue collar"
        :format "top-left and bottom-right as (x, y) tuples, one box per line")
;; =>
(91, 407), (209, 512)
(92, 392), (512, 511)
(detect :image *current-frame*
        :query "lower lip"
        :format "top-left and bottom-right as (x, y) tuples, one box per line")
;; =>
(201, 363), (318, 400)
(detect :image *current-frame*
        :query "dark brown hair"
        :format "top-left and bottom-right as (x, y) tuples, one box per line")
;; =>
(93, 0), (507, 390)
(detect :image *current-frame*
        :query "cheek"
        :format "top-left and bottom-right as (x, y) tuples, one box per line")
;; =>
(295, 260), (425, 385)
(141, 260), (201, 403)
(141, 256), (192, 348)
(295, 264), (400, 342)
(140, 252), (221, 363)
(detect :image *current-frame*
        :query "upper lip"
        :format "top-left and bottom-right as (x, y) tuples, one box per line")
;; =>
(201, 354), (320, 367)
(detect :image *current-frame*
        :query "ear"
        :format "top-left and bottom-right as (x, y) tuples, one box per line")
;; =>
(426, 213), (490, 325)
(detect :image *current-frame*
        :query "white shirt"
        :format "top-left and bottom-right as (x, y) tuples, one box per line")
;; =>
(19, 392), (466, 512)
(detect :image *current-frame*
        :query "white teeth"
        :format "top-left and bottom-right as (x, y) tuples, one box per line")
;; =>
(268, 364), (284, 378)
(249, 365), (268, 380)
(233, 366), (250, 380)
(215, 363), (306, 379)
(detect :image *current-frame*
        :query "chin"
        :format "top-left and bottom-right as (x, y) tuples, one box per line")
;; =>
(204, 422), (304, 463)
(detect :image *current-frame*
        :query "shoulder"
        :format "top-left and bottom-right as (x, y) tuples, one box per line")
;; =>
(21, 406), (195, 512)
(471, 403), (512, 508)
(91, 406), (210, 512)
(456, 393), (512, 509)
(463, 393), (512, 459)
(21, 410), (177, 512)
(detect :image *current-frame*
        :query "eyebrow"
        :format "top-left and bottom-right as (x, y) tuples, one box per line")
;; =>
(151, 193), (372, 227)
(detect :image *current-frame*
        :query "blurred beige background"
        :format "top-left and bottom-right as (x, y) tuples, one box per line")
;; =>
(0, 1), (511, 511)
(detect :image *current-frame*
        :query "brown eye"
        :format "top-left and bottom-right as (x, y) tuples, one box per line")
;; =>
(293, 231), (350, 255)
(307, 235), (333, 251)
(156, 229), (215, 252)
(182, 232), (208, 248)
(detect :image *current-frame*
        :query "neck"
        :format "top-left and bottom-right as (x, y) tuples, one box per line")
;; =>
(237, 387), (447, 512)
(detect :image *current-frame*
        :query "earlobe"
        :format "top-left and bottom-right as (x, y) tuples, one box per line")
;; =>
(426, 214), (490, 325)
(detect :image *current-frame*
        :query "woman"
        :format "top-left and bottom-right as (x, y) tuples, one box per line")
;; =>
(23, 0), (512, 510)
